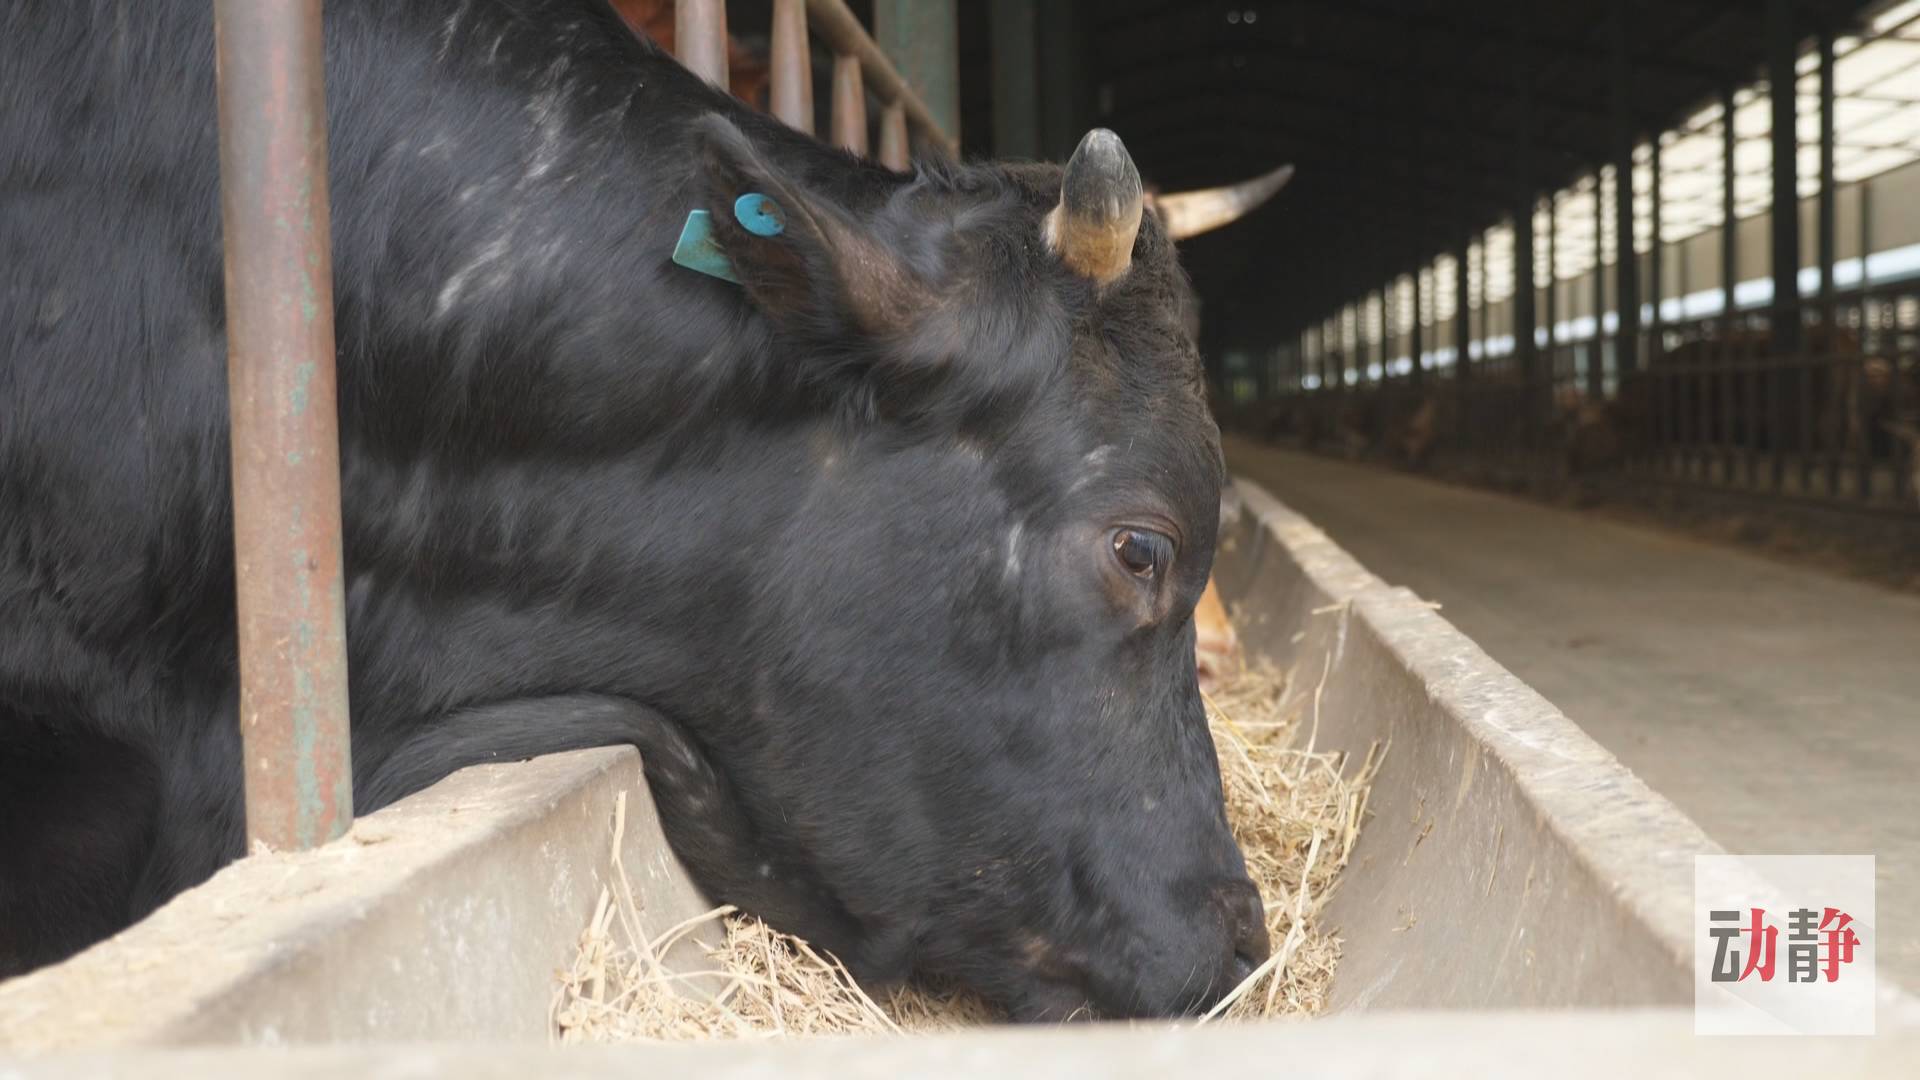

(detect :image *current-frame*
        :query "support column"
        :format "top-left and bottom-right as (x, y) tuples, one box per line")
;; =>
(989, 0), (1040, 159)
(1338, 308), (1352, 390)
(1516, 202), (1537, 385)
(1650, 134), (1665, 354)
(1546, 195), (1558, 376)
(1855, 182), (1873, 498)
(1818, 30), (1838, 338)
(1722, 85), (1738, 340)
(1650, 133), (1668, 459)
(1390, 286), (1405, 382)
(1591, 177), (1607, 399)
(1610, 1), (1641, 378)
(1721, 84), (1740, 477)
(1809, 28), (1837, 487)
(1360, 296), (1373, 382)
(1513, 11), (1538, 388)
(1455, 239), (1472, 383)
(1767, 0), (1803, 358)
(875, 0), (960, 147)
(1411, 267), (1426, 387)
(1479, 239), (1491, 351)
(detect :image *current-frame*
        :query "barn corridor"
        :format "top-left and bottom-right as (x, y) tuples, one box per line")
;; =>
(1225, 438), (1920, 989)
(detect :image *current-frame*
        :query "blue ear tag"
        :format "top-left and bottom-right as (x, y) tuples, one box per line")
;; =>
(671, 210), (740, 284)
(671, 193), (786, 285)
(733, 193), (786, 237)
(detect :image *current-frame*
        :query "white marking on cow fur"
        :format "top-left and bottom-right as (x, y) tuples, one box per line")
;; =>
(1069, 444), (1117, 493)
(432, 61), (582, 322)
(525, 62), (571, 182)
(435, 230), (515, 319)
(1003, 521), (1024, 582)
(438, 0), (474, 63)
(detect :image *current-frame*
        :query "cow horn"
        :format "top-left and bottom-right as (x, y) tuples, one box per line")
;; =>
(1045, 129), (1144, 286)
(1151, 164), (1295, 241)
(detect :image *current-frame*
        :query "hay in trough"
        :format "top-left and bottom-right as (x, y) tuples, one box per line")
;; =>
(551, 650), (1382, 1041)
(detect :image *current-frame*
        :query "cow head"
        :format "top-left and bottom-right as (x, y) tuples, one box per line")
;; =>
(685, 116), (1265, 1019)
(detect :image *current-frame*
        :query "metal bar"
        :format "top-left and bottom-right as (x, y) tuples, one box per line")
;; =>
(675, 0), (728, 90)
(213, 0), (353, 852)
(830, 53), (867, 156)
(806, 0), (958, 156)
(878, 101), (910, 170)
(1610, 0), (1640, 379)
(770, 0), (814, 135)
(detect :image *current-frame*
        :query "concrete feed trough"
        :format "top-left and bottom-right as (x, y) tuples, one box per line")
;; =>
(1, 478), (1914, 1073)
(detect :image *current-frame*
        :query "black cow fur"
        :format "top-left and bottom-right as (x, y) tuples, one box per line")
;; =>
(0, 0), (1262, 1018)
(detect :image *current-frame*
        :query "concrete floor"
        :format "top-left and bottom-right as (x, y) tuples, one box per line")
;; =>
(1225, 438), (1920, 989)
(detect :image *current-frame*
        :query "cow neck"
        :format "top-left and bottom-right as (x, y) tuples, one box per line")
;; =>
(330, 2), (887, 452)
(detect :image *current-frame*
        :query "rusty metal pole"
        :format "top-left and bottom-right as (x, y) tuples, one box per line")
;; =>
(770, 0), (814, 134)
(213, 0), (353, 852)
(831, 54), (868, 155)
(675, 0), (728, 90)
(878, 102), (910, 170)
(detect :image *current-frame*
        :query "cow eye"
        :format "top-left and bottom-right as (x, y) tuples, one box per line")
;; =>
(1111, 528), (1172, 579)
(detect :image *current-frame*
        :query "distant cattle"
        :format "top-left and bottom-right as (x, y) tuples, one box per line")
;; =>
(1, 0), (1274, 1019)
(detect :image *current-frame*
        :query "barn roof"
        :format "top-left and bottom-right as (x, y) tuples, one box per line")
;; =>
(1075, 0), (1884, 335)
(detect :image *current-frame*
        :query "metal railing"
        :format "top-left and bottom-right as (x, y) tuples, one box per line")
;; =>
(1637, 347), (1918, 508)
(1237, 336), (1919, 515)
(672, 0), (957, 168)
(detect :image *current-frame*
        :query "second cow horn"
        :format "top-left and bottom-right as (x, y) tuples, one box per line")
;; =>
(1152, 164), (1295, 241)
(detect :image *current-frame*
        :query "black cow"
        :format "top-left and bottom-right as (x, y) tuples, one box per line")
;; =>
(0, 0), (1265, 1019)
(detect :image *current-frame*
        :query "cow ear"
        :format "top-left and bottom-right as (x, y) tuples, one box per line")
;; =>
(690, 114), (927, 339)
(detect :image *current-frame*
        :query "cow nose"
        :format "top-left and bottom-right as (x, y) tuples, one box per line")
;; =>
(1214, 878), (1270, 983)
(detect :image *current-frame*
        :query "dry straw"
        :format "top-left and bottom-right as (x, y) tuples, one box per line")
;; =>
(552, 654), (1382, 1041)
